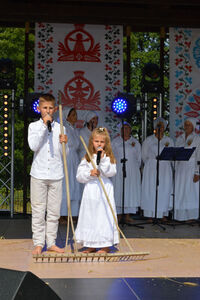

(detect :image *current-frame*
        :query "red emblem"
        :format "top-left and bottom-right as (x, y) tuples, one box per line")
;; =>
(59, 71), (101, 110)
(58, 24), (101, 62)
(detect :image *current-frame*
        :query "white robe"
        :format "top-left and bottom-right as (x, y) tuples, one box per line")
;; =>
(141, 134), (174, 218)
(75, 155), (119, 248)
(112, 135), (141, 214)
(174, 132), (200, 221)
(77, 126), (92, 161)
(60, 121), (81, 216)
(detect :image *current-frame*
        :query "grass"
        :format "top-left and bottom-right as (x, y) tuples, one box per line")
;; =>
(0, 189), (32, 214)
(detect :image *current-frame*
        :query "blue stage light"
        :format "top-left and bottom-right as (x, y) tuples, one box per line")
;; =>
(27, 93), (42, 118)
(111, 93), (138, 120)
(112, 97), (128, 114)
(32, 98), (40, 114)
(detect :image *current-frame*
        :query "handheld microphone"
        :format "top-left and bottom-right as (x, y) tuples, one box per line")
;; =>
(96, 147), (102, 165)
(47, 120), (52, 132)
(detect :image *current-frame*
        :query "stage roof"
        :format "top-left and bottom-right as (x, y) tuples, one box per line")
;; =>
(1, 0), (200, 31)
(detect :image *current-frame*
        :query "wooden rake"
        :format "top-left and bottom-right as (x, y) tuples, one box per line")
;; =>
(33, 96), (149, 262)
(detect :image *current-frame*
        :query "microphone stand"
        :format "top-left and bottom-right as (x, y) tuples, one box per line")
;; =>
(153, 125), (166, 230)
(119, 119), (144, 229)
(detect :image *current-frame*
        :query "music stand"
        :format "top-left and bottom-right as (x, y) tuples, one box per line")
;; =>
(159, 146), (196, 226)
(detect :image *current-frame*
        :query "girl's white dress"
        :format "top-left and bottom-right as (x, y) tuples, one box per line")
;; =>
(60, 121), (81, 216)
(75, 154), (119, 248)
(112, 135), (141, 214)
(174, 132), (200, 221)
(141, 134), (174, 218)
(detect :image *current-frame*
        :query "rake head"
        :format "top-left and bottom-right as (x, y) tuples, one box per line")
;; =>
(33, 251), (149, 263)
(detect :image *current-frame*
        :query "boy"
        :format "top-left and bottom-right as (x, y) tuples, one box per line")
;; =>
(28, 93), (68, 255)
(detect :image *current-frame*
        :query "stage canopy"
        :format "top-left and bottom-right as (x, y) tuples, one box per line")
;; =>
(0, 0), (200, 30)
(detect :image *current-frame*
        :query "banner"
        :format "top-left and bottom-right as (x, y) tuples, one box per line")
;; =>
(35, 23), (123, 136)
(169, 27), (200, 140)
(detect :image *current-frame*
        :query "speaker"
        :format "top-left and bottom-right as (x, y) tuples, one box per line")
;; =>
(0, 268), (61, 300)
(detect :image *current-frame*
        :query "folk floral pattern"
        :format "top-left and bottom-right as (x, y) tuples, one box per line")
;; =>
(170, 28), (200, 138)
(104, 25), (122, 134)
(35, 23), (54, 94)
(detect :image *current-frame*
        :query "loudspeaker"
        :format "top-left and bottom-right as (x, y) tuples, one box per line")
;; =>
(0, 268), (61, 300)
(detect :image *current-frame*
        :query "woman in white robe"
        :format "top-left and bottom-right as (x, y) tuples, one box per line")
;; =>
(78, 111), (98, 161)
(174, 118), (200, 221)
(141, 117), (174, 219)
(60, 107), (81, 220)
(112, 122), (141, 224)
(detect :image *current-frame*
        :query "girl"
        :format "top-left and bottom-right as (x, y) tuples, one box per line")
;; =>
(75, 127), (119, 253)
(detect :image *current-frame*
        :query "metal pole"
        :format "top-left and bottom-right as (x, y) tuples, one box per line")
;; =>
(10, 89), (15, 218)
(23, 21), (29, 215)
(144, 93), (148, 140)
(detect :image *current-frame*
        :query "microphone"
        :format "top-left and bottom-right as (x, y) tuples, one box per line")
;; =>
(47, 120), (51, 133)
(96, 147), (102, 165)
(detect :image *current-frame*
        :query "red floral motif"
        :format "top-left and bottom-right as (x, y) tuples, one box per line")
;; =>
(37, 85), (44, 91)
(105, 106), (112, 112)
(114, 80), (121, 86)
(46, 79), (53, 85)
(185, 93), (200, 118)
(175, 82), (183, 90)
(46, 58), (53, 64)
(185, 89), (192, 94)
(185, 41), (191, 48)
(37, 63), (44, 70)
(113, 39), (120, 45)
(38, 23), (45, 28)
(193, 94), (200, 105)
(185, 65), (192, 72)
(105, 64), (112, 71)
(175, 106), (182, 114)
(175, 35), (182, 42)
(60, 71), (101, 110)
(38, 42), (45, 49)
(57, 24), (101, 62)
(114, 59), (120, 65)
(46, 37), (53, 43)
(175, 58), (183, 65)
(185, 111), (199, 118)
(105, 86), (112, 91)
(105, 44), (112, 50)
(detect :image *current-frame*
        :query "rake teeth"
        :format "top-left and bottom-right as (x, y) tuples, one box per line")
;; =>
(33, 251), (149, 263)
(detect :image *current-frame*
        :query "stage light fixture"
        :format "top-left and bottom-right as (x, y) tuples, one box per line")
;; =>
(111, 93), (137, 120)
(0, 58), (15, 89)
(142, 63), (161, 93)
(26, 93), (42, 119)
(3, 94), (9, 156)
(152, 96), (158, 120)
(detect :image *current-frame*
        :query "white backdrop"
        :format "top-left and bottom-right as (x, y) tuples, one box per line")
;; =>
(35, 23), (123, 136)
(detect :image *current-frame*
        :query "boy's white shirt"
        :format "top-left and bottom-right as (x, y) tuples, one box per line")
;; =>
(28, 118), (69, 180)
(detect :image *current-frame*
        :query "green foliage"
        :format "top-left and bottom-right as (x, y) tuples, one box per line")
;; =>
(0, 27), (34, 188)
(123, 32), (169, 137)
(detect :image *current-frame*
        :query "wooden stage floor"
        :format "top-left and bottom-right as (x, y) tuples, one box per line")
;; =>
(0, 238), (200, 279)
(1, 217), (200, 299)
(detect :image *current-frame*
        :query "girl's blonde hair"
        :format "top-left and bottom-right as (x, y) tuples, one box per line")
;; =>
(85, 127), (116, 164)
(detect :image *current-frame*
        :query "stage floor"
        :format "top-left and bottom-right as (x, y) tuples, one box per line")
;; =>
(0, 238), (200, 279)
(1, 217), (200, 299)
